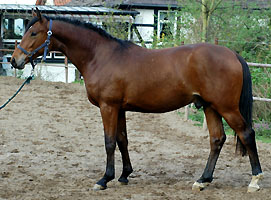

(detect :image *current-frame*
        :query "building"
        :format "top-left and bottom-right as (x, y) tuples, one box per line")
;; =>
(67, 0), (181, 46)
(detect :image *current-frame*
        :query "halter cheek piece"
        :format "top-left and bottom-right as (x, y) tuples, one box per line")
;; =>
(17, 19), (53, 69)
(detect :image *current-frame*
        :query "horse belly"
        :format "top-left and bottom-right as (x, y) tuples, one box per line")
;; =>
(124, 90), (193, 113)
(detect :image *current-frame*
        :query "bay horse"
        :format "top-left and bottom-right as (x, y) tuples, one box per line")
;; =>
(11, 9), (263, 192)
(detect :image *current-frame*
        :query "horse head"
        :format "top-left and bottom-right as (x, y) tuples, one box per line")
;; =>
(11, 8), (51, 69)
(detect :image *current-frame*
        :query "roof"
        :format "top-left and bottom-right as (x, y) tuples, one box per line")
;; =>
(54, 0), (72, 6)
(67, 0), (270, 9)
(0, 4), (139, 16)
(67, 0), (181, 9)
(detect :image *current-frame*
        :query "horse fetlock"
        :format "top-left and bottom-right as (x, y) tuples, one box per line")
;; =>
(247, 173), (264, 193)
(123, 166), (133, 176)
(104, 174), (115, 182)
(192, 181), (210, 191)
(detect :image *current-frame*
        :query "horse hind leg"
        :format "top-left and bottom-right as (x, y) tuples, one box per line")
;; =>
(192, 106), (226, 191)
(222, 111), (263, 193)
(116, 110), (133, 185)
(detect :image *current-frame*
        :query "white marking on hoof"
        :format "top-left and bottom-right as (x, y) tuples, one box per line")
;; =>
(247, 173), (264, 193)
(93, 184), (106, 191)
(192, 181), (209, 191)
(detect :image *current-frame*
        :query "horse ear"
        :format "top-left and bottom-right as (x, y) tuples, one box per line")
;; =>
(35, 7), (42, 22)
(32, 8), (37, 18)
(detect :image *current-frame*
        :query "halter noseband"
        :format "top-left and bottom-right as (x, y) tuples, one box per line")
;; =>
(17, 19), (53, 69)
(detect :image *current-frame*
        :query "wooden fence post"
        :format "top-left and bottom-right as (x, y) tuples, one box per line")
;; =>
(184, 105), (189, 121)
(14, 40), (17, 77)
(215, 38), (218, 45)
(65, 56), (68, 83)
(203, 115), (208, 131)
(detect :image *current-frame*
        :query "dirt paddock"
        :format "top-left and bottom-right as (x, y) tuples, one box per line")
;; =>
(0, 76), (270, 200)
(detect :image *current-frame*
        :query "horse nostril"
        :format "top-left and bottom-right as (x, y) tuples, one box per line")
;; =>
(11, 58), (16, 67)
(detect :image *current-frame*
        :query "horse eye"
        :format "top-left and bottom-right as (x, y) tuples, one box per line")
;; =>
(31, 32), (37, 36)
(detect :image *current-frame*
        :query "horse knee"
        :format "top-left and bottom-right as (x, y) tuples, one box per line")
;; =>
(105, 135), (116, 153)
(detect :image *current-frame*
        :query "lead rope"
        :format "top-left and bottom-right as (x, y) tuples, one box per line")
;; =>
(0, 69), (34, 110)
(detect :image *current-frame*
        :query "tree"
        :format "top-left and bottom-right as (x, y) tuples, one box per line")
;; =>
(200, 0), (223, 42)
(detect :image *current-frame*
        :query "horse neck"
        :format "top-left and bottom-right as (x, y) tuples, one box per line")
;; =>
(51, 21), (118, 74)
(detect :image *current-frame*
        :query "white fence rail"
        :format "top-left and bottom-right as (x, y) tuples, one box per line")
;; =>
(248, 62), (271, 68)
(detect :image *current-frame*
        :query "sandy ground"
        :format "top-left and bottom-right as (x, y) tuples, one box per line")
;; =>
(0, 76), (270, 200)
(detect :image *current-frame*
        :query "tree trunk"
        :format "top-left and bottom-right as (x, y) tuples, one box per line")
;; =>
(201, 0), (208, 42)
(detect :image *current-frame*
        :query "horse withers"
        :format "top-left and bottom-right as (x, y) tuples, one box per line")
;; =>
(11, 8), (263, 193)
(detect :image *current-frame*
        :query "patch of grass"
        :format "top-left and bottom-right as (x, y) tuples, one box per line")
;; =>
(188, 107), (204, 126)
(73, 79), (84, 85)
(255, 135), (271, 143)
(254, 122), (271, 143)
(183, 106), (271, 143)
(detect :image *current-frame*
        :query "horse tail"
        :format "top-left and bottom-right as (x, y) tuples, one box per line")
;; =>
(235, 53), (253, 156)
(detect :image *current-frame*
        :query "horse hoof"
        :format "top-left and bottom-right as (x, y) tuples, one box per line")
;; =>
(192, 182), (209, 191)
(93, 184), (106, 191)
(247, 173), (264, 193)
(118, 181), (128, 185)
(118, 177), (129, 185)
(247, 185), (260, 193)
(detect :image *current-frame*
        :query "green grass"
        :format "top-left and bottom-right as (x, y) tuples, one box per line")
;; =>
(256, 135), (271, 143)
(73, 79), (84, 85)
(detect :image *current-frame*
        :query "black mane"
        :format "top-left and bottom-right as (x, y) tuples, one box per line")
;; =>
(25, 16), (132, 48)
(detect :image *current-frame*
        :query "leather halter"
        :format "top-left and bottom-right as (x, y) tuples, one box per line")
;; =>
(17, 19), (53, 69)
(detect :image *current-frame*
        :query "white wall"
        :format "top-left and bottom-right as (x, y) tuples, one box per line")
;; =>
(133, 9), (154, 43)
(20, 64), (76, 83)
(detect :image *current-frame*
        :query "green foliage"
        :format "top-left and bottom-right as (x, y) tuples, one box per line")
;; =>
(188, 107), (204, 127)
(159, 1), (271, 63)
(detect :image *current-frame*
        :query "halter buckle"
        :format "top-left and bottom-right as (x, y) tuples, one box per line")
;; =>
(47, 30), (52, 36)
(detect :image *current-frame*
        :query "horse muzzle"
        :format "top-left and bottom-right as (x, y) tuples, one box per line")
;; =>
(10, 57), (26, 69)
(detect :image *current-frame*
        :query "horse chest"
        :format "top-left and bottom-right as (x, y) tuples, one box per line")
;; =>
(85, 83), (100, 107)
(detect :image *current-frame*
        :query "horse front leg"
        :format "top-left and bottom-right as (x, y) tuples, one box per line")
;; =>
(192, 107), (226, 191)
(116, 110), (133, 185)
(93, 104), (119, 190)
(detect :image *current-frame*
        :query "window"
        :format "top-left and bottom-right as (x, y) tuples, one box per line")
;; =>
(3, 17), (24, 40)
(158, 11), (177, 40)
